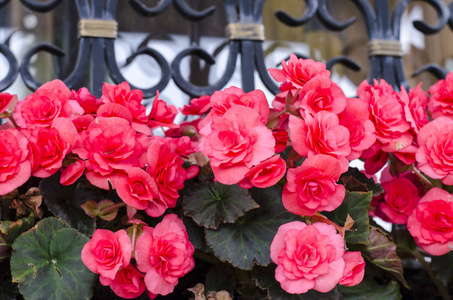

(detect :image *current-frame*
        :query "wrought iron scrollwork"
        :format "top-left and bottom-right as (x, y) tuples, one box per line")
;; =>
(0, 42), (18, 91)
(318, 0), (449, 89)
(326, 57), (361, 72)
(255, 0), (319, 94)
(20, 44), (64, 91)
(0, 0), (450, 97)
(128, 0), (215, 21)
(173, 0), (215, 21)
(106, 42), (172, 98)
(0, 0), (9, 9)
(412, 64), (448, 80)
(393, 0), (449, 35)
(128, 0), (172, 17)
(172, 0), (273, 96)
(275, 0), (317, 27)
(18, 0), (117, 96)
(19, 0), (62, 12)
(398, 0), (449, 81)
(413, 0), (453, 80)
(171, 44), (239, 97)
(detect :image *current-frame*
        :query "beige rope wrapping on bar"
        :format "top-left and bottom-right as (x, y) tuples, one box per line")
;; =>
(78, 19), (118, 38)
(226, 23), (265, 41)
(367, 39), (403, 57)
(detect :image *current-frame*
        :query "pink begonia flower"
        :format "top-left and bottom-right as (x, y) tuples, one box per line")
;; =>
(81, 229), (132, 280)
(165, 118), (201, 140)
(272, 128), (289, 153)
(0, 129), (31, 195)
(102, 81), (147, 124)
(99, 264), (146, 299)
(199, 105), (275, 185)
(148, 91), (178, 129)
(270, 221), (345, 294)
(14, 79), (83, 128)
(146, 138), (187, 213)
(289, 111), (350, 172)
(0, 93), (17, 115)
(70, 87), (102, 115)
(73, 117), (148, 190)
(238, 155), (286, 189)
(361, 142), (389, 175)
(60, 159), (86, 186)
(268, 54), (330, 89)
(203, 86), (270, 125)
(416, 116), (453, 185)
(393, 144), (417, 165)
(371, 177), (420, 225)
(135, 214), (195, 297)
(282, 154), (345, 216)
(339, 98), (376, 161)
(407, 187), (453, 256)
(428, 72), (453, 120)
(116, 167), (166, 217)
(180, 95), (211, 115)
(272, 82), (299, 112)
(339, 251), (365, 286)
(299, 75), (347, 116)
(357, 79), (412, 152)
(97, 103), (133, 124)
(401, 83), (429, 135)
(163, 135), (198, 159)
(28, 117), (78, 178)
(71, 114), (95, 133)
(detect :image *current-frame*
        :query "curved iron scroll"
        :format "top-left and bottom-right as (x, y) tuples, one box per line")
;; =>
(128, 0), (215, 21)
(0, 43), (18, 91)
(19, 0), (62, 12)
(318, 0), (449, 90)
(4, 0), (452, 98)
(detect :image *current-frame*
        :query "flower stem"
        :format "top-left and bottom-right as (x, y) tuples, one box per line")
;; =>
(411, 250), (450, 300)
(311, 213), (347, 237)
(410, 165), (435, 188)
(102, 202), (126, 214)
(8, 116), (19, 129)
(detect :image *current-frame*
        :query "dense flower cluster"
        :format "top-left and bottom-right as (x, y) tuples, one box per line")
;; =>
(2, 52), (453, 298)
(82, 214), (194, 298)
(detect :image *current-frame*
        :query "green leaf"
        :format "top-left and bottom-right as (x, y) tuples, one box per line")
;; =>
(341, 167), (383, 195)
(339, 278), (402, 300)
(81, 199), (119, 221)
(183, 217), (210, 252)
(0, 212), (36, 262)
(0, 212), (36, 244)
(40, 173), (98, 235)
(205, 186), (299, 270)
(431, 252), (453, 286)
(205, 264), (237, 292)
(361, 226), (408, 288)
(252, 264), (341, 300)
(392, 225), (416, 254)
(10, 217), (97, 300)
(324, 191), (372, 244)
(0, 234), (10, 262)
(183, 182), (259, 229)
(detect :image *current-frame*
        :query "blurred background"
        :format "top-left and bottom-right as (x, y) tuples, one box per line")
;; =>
(0, 0), (452, 106)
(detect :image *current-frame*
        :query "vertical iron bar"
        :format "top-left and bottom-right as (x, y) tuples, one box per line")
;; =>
(239, 0), (255, 92)
(89, 0), (106, 97)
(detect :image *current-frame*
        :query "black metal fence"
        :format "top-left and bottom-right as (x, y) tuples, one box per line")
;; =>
(0, 0), (452, 99)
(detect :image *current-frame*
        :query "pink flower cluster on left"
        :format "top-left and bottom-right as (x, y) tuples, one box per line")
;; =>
(0, 80), (197, 298)
(82, 214), (194, 298)
(0, 80), (197, 217)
